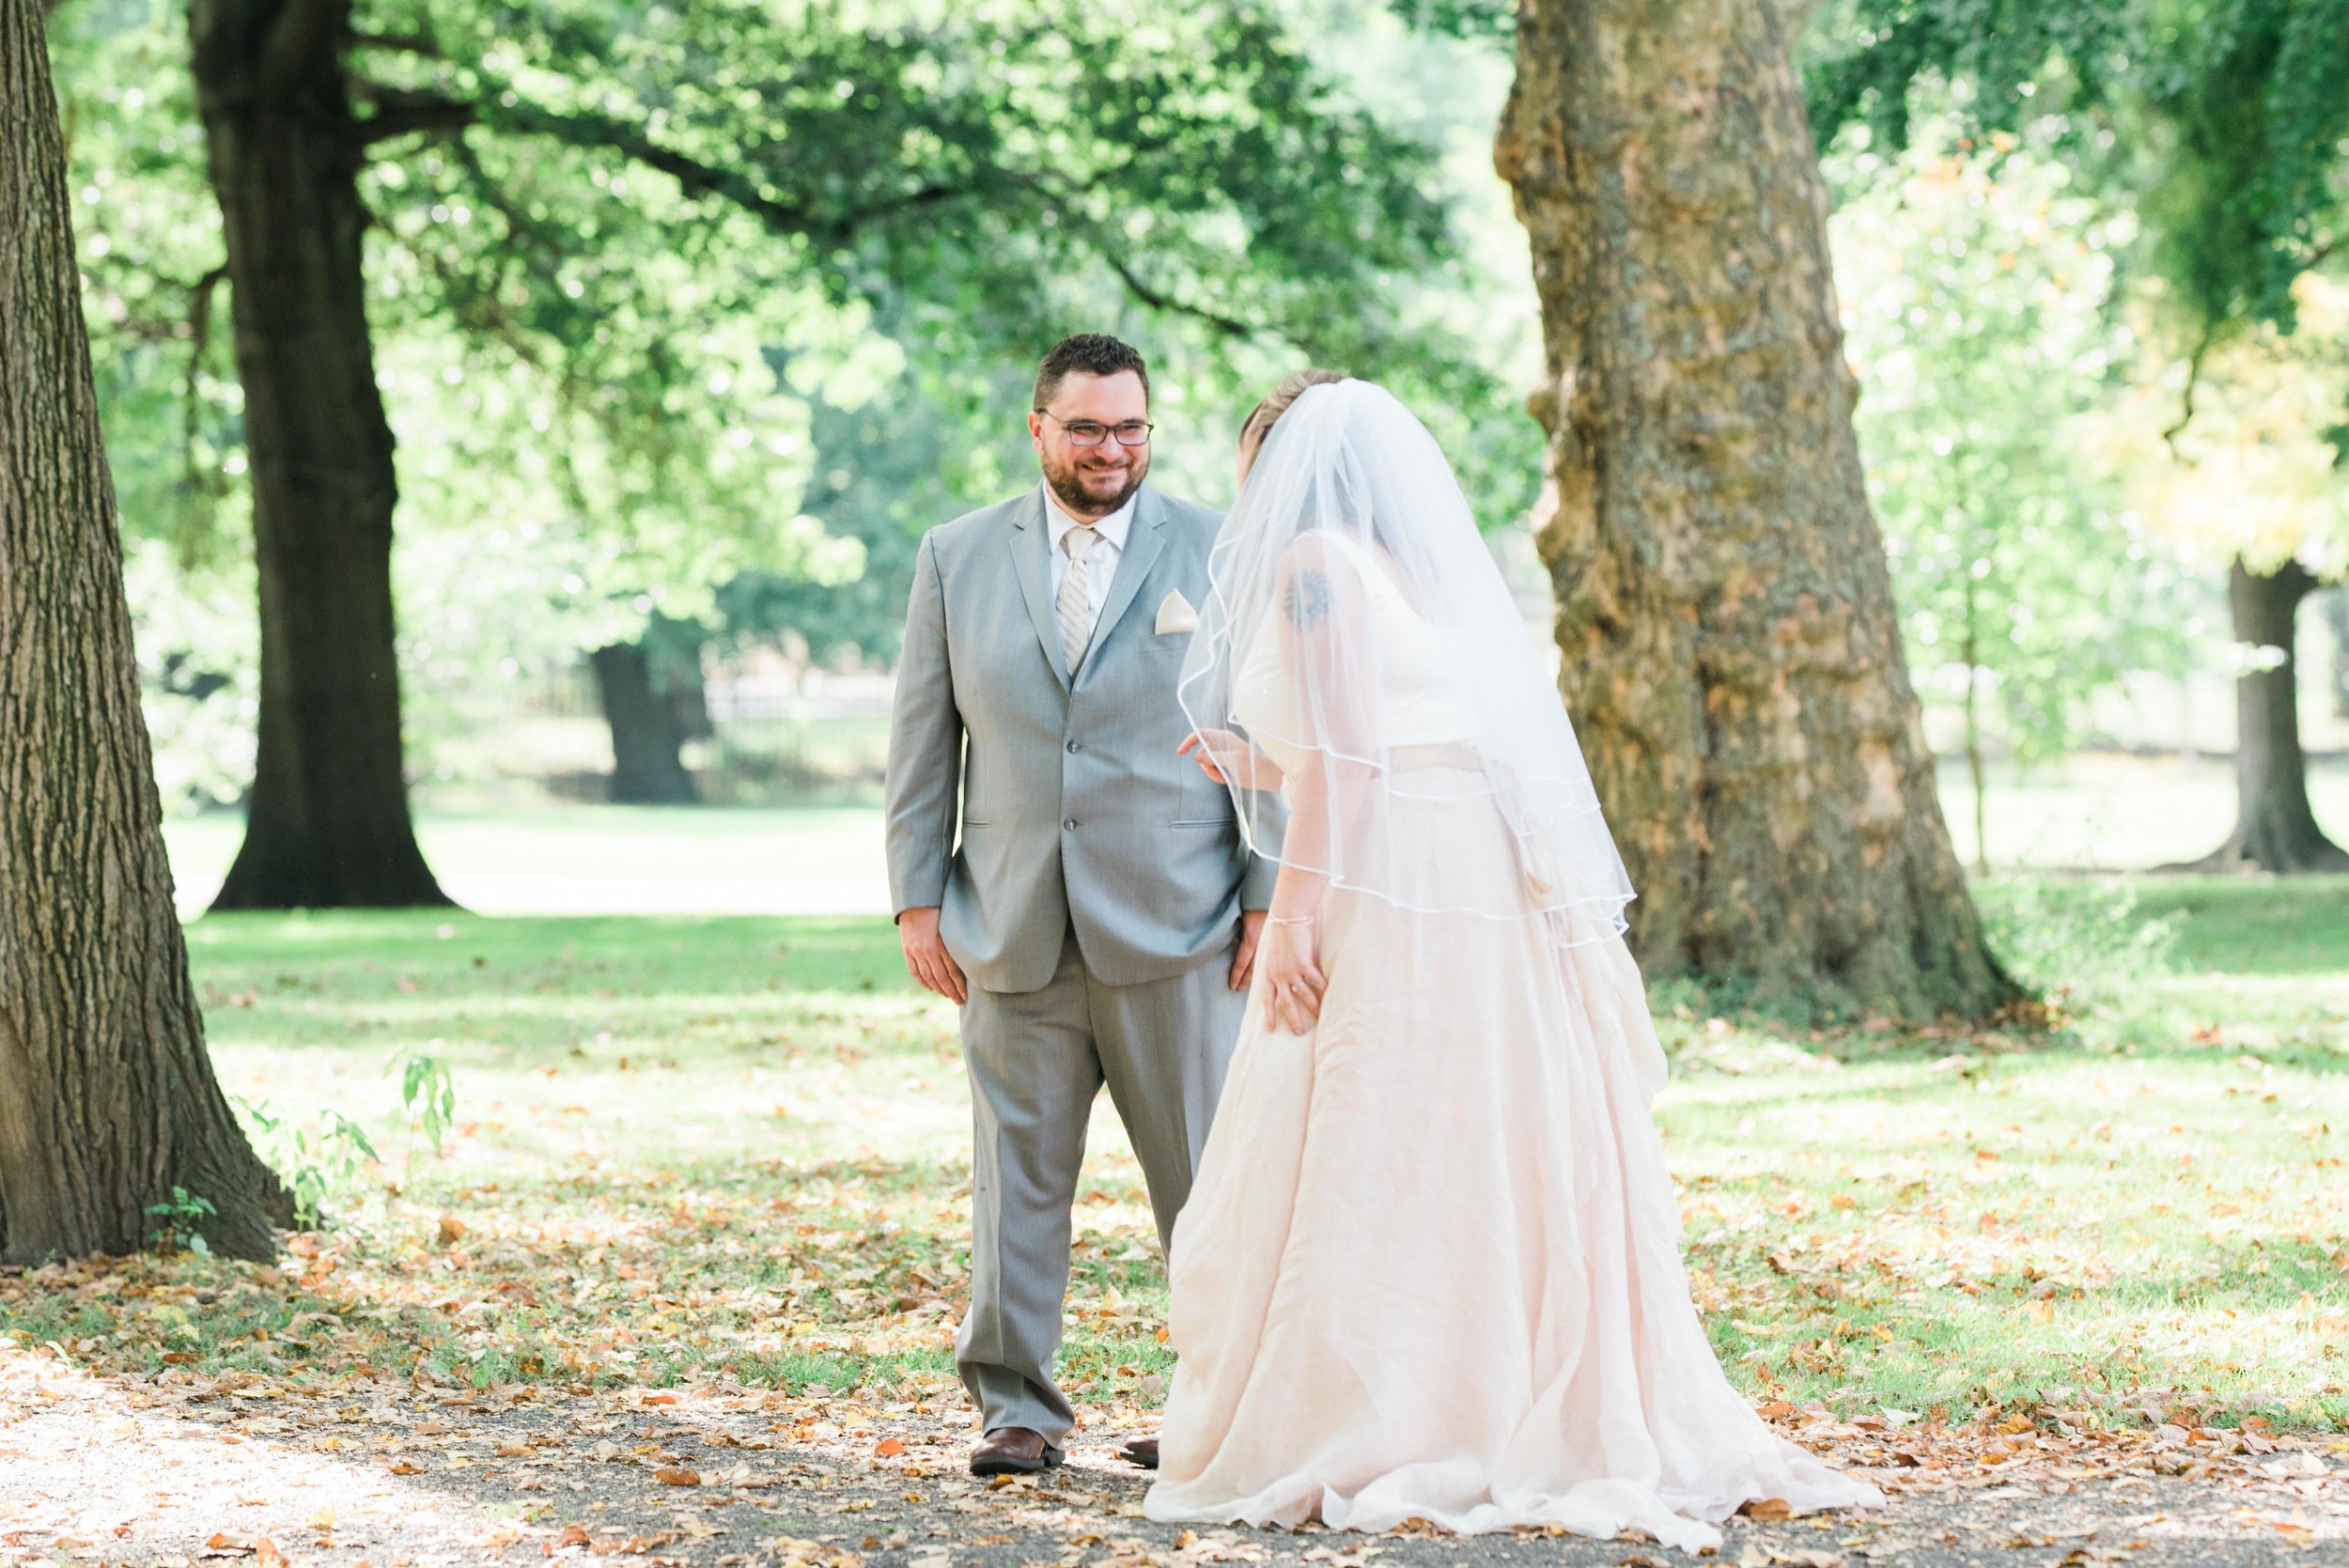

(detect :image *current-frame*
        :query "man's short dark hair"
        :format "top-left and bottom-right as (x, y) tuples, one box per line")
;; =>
(1033, 334), (1150, 411)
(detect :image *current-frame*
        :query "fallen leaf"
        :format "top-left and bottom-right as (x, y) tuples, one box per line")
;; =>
(654, 1466), (701, 1486)
(873, 1437), (906, 1458)
(436, 1215), (466, 1246)
(1742, 1497), (1795, 1521)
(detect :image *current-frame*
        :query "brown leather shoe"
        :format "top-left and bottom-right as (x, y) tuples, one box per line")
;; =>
(970, 1427), (1064, 1476)
(1119, 1436), (1159, 1470)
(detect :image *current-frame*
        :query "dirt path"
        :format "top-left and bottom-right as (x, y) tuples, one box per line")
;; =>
(3, 1345), (2341, 1568)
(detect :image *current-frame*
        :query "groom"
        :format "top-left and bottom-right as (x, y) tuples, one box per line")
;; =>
(886, 334), (1277, 1476)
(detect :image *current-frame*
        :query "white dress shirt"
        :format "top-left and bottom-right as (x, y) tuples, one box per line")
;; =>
(1045, 487), (1138, 648)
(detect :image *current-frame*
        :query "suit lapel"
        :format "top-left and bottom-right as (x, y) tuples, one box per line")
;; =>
(1005, 485), (1071, 691)
(1082, 487), (1169, 679)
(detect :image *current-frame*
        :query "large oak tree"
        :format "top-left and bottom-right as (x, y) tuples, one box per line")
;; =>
(2, 0), (287, 1263)
(1495, 0), (2014, 1017)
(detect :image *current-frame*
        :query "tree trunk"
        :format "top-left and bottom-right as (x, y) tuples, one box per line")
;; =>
(0, 0), (289, 1263)
(1495, 0), (2015, 1017)
(1963, 571), (1986, 877)
(191, 0), (449, 909)
(590, 641), (703, 805)
(2186, 560), (2349, 873)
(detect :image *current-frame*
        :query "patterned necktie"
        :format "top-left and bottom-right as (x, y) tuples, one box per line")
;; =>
(1057, 524), (1097, 674)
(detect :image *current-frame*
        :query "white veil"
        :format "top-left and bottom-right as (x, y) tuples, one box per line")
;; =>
(1177, 379), (1635, 949)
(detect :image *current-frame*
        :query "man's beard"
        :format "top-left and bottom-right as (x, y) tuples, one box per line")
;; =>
(1043, 449), (1147, 520)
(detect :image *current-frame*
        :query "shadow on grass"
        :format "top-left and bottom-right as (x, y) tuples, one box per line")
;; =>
(185, 912), (908, 1000)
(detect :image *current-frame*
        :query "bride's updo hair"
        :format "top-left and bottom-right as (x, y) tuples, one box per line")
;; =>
(1239, 368), (1347, 466)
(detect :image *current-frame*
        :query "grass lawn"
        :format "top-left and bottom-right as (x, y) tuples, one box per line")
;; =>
(4, 879), (2344, 1443)
(146, 752), (2349, 918)
(160, 808), (893, 916)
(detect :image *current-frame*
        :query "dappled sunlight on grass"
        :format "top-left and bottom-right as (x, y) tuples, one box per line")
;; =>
(7, 889), (2342, 1444)
(1659, 1024), (2348, 1427)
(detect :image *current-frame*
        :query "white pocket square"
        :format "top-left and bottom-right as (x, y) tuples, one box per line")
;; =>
(1156, 590), (1200, 635)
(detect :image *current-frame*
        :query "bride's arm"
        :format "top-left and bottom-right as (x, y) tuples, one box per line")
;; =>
(1254, 537), (1379, 1032)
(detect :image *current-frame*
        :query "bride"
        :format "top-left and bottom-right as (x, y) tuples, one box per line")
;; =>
(1145, 374), (1883, 1553)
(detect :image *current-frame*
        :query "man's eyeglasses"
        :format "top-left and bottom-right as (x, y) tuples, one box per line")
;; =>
(1037, 410), (1153, 448)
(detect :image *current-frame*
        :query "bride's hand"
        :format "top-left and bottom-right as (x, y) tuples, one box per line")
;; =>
(1255, 917), (1325, 1034)
(1180, 729), (1282, 790)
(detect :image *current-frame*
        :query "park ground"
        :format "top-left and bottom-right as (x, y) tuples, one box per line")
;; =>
(4, 790), (2348, 1565)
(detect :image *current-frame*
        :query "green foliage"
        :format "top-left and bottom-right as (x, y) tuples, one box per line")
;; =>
(1833, 125), (2197, 756)
(49, 7), (262, 806)
(54, 0), (1533, 796)
(144, 1188), (219, 1255)
(236, 1099), (382, 1231)
(1381, 0), (1513, 41)
(47, 6), (244, 569)
(391, 1048), (459, 1185)
(1974, 876), (2180, 1002)
(1808, 0), (2349, 336)
(713, 347), (1033, 665)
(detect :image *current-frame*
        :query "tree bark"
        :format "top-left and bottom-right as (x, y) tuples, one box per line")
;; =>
(2186, 560), (2349, 873)
(1962, 569), (1987, 877)
(1496, 0), (2015, 1017)
(589, 641), (703, 805)
(191, 0), (449, 909)
(1, 0), (290, 1263)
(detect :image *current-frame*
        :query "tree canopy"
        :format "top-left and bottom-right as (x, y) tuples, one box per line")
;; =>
(54, 0), (1523, 819)
(1806, 0), (2349, 339)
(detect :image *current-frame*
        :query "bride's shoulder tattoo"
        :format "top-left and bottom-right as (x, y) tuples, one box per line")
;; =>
(1283, 568), (1333, 630)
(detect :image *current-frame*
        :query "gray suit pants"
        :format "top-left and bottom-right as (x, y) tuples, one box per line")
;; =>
(956, 930), (1247, 1442)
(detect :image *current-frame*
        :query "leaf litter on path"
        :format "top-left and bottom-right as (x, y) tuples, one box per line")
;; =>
(4, 1326), (2343, 1567)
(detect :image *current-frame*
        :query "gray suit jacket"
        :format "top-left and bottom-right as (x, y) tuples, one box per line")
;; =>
(886, 482), (1280, 993)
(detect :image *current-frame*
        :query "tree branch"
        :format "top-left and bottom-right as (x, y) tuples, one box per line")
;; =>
(179, 263), (231, 541)
(480, 95), (1269, 341)
(186, 263), (229, 345)
(2163, 321), (2217, 458)
(349, 28), (441, 57)
(1095, 248), (1256, 339)
(492, 99), (965, 249)
(351, 83), (475, 146)
(1015, 174), (1267, 340)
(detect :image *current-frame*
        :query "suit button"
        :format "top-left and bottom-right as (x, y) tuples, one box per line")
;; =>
(1063, 818), (1079, 831)
(1066, 739), (1081, 753)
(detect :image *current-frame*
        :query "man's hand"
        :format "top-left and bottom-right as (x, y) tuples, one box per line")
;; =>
(898, 907), (968, 1004)
(1229, 908), (1268, 992)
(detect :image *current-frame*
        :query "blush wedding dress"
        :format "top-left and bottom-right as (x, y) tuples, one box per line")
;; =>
(1151, 380), (1882, 1554)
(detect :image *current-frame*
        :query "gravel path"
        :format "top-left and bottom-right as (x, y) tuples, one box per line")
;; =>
(3, 1364), (2341, 1568)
